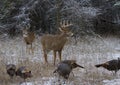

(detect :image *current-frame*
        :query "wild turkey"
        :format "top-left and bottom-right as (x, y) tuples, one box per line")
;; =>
(16, 66), (32, 81)
(6, 64), (16, 79)
(54, 60), (84, 79)
(95, 58), (120, 74)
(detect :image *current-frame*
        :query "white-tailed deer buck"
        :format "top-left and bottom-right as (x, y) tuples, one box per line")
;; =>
(41, 20), (73, 65)
(22, 27), (35, 54)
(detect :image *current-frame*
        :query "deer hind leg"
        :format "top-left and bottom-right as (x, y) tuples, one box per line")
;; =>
(53, 50), (57, 65)
(58, 50), (62, 62)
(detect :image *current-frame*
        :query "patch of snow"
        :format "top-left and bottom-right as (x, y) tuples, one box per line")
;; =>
(103, 79), (120, 85)
(113, 53), (120, 59)
(20, 82), (33, 85)
(42, 77), (57, 85)
(114, 1), (120, 6)
(81, 7), (100, 17)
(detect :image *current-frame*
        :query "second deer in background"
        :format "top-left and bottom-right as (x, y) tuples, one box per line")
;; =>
(41, 20), (73, 65)
(22, 27), (35, 54)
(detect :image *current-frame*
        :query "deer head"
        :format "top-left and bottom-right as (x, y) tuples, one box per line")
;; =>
(22, 27), (35, 54)
(59, 20), (73, 36)
(41, 20), (73, 65)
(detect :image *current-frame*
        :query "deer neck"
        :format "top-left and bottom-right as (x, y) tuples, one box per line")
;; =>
(59, 33), (68, 39)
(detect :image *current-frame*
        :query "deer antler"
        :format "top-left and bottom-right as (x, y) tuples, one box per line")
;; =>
(59, 20), (73, 32)
(60, 20), (73, 28)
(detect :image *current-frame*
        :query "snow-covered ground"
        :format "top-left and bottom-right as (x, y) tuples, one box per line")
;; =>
(0, 35), (120, 85)
(20, 78), (120, 85)
(103, 79), (120, 85)
(19, 78), (120, 85)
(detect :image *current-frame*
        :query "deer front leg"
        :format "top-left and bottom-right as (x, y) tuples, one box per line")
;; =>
(26, 44), (29, 54)
(43, 50), (48, 64)
(28, 45), (31, 54)
(31, 43), (34, 54)
(53, 50), (57, 65)
(58, 50), (62, 62)
(26, 44), (31, 54)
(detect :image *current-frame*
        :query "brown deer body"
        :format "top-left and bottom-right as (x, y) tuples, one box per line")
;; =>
(41, 21), (73, 65)
(23, 28), (35, 54)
